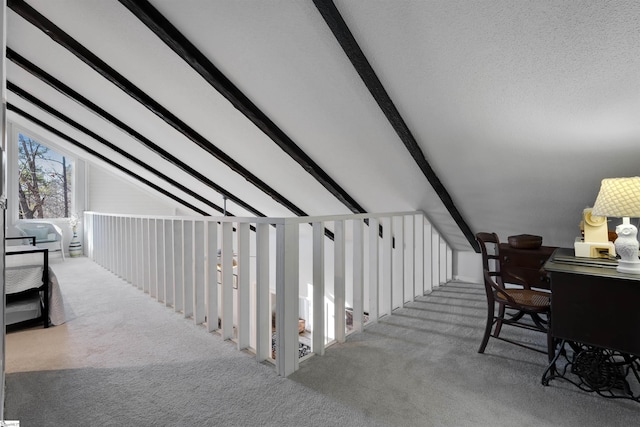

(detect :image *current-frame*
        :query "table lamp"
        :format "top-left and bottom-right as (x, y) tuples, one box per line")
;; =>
(591, 177), (640, 274)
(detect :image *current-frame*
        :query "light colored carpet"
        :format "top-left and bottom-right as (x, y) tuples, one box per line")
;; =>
(4, 257), (639, 426)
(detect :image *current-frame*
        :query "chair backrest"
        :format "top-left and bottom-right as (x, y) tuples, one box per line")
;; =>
(475, 232), (504, 289)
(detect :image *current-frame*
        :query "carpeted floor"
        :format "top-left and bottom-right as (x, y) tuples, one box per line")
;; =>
(4, 257), (639, 426)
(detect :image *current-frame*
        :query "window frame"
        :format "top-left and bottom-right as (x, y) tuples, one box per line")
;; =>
(8, 122), (85, 225)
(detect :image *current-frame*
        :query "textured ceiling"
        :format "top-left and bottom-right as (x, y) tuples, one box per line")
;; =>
(5, 0), (640, 252)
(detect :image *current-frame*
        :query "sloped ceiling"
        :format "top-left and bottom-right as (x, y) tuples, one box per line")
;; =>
(6, 0), (640, 253)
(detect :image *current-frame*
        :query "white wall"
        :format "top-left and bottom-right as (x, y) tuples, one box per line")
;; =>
(453, 251), (482, 284)
(88, 165), (180, 216)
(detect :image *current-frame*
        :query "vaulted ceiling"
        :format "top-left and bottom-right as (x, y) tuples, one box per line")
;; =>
(6, 0), (640, 253)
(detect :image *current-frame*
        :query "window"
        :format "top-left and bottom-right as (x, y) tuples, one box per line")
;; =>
(17, 132), (73, 219)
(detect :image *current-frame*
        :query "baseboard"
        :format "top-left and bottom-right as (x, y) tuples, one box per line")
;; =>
(453, 275), (482, 284)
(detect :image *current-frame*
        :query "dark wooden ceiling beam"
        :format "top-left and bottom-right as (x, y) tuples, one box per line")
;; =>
(312, 0), (479, 252)
(7, 103), (210, 216)
(8, 0), (307, 217)
(7, 81), (231, 216)
(7, 56), (336, 240)
(6, 48), (262, 218)
(117, 0), (366, 215)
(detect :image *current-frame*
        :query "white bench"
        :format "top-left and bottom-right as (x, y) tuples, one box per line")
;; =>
(15, 221), (65, 261)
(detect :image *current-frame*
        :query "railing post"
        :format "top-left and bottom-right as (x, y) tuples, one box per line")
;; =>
(120, 216), (127, 282)
(275, 220), (299, 376)
(114, 216), (121, 277)
(236, 222), (250, 350)
(414, 214), (424, 297)
(334, 220), (345, 343)
(194, 220), (206, 325)
(368, 217), (379, 322)
(133, 218), (142, 290)
(312, 221), (325, 355)
(123, 217), (138, 287)
(400, 215), (416, 303)
(142, 218), (154, 293)
(446, 246), (453, 282)
(84, 212), (92, 258)
(439, 237), (447, 286)
(153, 219), (162, 307)
(403, 215), (415, 302)
(151, 219), (160, 304)
(106, 215), (111, 270)
(155, 219), (164, 303)
(105, 215), (110, 268)
(424, 218), (433, 294)
(94, 214), (99, 263)
(394, 216), (404, 308)
(183, 220), (194, 319)
(431, 230), (440, 288)
(205, 221), (218, 333)
(352, 219), (364, 333)
(93, 214), (99, 263)
(128, 217), (137, 280)
(382, 217), (393, 316)
(102, 215), (110, 273)
(172, 220), (184, 312)
(164, 220), (174, 307)
(221, 222), (234, 340)
(105, 216), (111, 271)
(255, 222), (270, 361)
(110, 216), (116, 273)
(122, 217), (127, 278)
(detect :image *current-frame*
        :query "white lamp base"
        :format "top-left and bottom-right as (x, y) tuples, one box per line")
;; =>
(616, 259), (640, 274)
(614, 218), (640, 274)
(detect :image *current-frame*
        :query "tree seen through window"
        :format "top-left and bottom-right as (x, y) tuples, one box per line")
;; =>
(18, 132), (73, 219)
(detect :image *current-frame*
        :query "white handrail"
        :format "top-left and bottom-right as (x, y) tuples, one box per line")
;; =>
(83, 211), (452, 376)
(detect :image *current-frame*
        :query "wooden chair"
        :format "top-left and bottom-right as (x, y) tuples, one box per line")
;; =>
(476, 232), (554, 361)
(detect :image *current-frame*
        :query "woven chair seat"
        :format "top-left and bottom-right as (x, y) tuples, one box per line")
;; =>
(497, 289), (550, 308)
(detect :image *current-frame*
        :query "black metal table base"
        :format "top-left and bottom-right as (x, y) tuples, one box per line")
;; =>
(542, 340), (640, 402)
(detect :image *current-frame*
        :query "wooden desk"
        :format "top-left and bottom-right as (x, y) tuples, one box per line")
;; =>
(542, 248), (640, 401)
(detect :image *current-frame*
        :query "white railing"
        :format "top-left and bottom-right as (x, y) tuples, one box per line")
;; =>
(83, 211), (452, 376)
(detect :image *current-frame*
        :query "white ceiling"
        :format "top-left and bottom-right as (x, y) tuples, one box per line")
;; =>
(6, 0), (640, 252)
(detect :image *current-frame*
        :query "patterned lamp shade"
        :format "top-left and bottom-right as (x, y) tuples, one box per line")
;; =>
(592, 177), (640, 218)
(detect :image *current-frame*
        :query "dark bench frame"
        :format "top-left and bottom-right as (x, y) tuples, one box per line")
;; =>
(6, 236), (50, 328)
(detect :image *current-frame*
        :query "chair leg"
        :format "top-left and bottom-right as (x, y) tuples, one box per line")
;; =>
(478, 302), (494, 354)
(494, 303), (506, 338)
